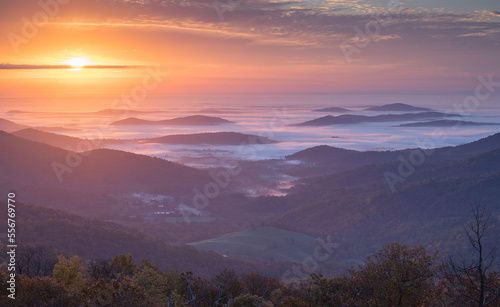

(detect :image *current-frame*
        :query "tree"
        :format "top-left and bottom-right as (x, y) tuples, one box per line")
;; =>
(110, 254), (137, 277)
(307, 273), (343, 306)
(16, 275), (79, 306)
(52, 255), (87, 293)
(280, 296), (309, 306)
(83, 277), (156, 306)
(440, 201), (500, 306)
(17, 244), (58, 278)
(242, 272), (280, 300)
(133, 265), (172, 305)
(88, 259), (115, 282)
(229, 294), (273, 306)
(348, 242), (435, 306)
(209, 269), (242, 306)
(174, 271), (210, 306)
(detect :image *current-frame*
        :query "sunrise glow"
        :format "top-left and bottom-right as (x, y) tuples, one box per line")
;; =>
(65, 57), (91, 68)
(1, 1), (500, 304)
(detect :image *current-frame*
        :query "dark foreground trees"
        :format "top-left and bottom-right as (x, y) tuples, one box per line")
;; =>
(1, 200), (499, 306)
(439, 202), (500, 306)
(346, 242), (435, 306)
(0, 243), (440, 306)
(294, 243), (435, 306)
(0, 243), (498, 306)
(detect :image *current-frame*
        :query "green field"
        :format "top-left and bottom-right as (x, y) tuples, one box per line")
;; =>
(189, 227), (318, 262)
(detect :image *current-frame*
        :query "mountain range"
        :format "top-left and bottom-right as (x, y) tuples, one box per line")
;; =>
(0, 202), (289, 278)
(2, 123), (500, 276)
(293, 112), (459, 126)
(141, 132), (278, 145)
(398, 120), (500, 127)
(364, 103), (433, 112)
(110, 115), (233, 126)
(181, 134), (500, 266)
(9, 128), (278, 149)
(0, 118), (29, 132)
(312, 107), (352, 113)
(283, 132), (500, 176)
(0, 131), (210, 218)
(312, 103), (433, 114)
(12, 128), (94, 151)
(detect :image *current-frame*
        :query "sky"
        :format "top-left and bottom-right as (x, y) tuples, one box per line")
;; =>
(0, 0), (499, 107)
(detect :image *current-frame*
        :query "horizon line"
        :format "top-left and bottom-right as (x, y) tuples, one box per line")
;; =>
(0, 64), (143, 70)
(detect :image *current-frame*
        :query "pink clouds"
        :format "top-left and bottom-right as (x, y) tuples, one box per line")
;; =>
(0, 0), (498, 95)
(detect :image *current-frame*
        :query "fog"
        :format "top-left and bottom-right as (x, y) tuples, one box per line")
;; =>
(3, 94), (500, 167)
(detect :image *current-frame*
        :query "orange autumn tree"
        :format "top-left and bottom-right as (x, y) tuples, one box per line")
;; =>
(347, 242), (435, 306)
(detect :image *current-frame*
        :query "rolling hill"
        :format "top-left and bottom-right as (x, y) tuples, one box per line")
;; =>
(287, 145), (363, 164)
(11, 129), (278, 149)
(289, 132), (500, 164)
(398, 120), (500, 127)
(0, 118), (29, 132)
(293, 112), (459, 126)
(365, 103), (433, 112)
(3, 126), (500, 277)
(225, 132), (500, 199)
(278, 149), (500, 259)
(12, 128), (95, 151)
(142, 132), (278, 146)
(284, 132), (500, 177)
(0, 131), (216, 219)
(285, 146), (411, 177)
(134, 140), (500, 272)
(110, 115), (233, 126)
(35, 126), (80, 132)
(312, 107), (352, 113)
(0, 202), (287, 278)
(189, 227), (318, 262)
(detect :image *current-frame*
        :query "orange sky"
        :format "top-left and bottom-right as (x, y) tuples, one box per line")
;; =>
(0, 0), (499, 108)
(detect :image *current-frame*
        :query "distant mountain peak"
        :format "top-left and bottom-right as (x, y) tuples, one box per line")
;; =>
(110, 115), (233, 126)
(398, 120), (500, 127)
(313, 107), (352, 113)
(365, 103), (433, 112)
(293, 111), (458, 126)
(0, 118), (30, 132)
(287, 145), (359, 163)
(144, 131), (278, 146)
(11, 128), (93, 151)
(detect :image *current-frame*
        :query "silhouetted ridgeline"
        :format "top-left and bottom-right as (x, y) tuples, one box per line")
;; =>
(0, 202), (288, 278)
(12, 128), (94, 151)
(110, 115), (233, 126)
(364, 103), (433, 112)
(0, 131), (208, 193)
(312, 106), (352, 113)
(0, 118), (29, 132)
(397, 120), (500, 127)
(293, 111), (459, 126)
(2, 129), (500, 279)
(143, 132), (278, 145)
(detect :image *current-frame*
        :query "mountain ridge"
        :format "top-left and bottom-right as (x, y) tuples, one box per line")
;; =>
(110, 115), (233, 126)
(293, 112), (459, 126)
(365, 103), (433, 112)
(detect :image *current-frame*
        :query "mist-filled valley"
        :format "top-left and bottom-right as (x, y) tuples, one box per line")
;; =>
(2, 97), (500, 260)
(1, 0), (500, 301)
(2, 91), (500, 305)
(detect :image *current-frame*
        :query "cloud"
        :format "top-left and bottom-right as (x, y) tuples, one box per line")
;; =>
(0, 64), (139, 70)
(2, 0), (499, 93)
(3, 0), (499, 48)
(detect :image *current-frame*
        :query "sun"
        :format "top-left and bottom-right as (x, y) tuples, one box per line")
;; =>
(65, 57), (90, 68)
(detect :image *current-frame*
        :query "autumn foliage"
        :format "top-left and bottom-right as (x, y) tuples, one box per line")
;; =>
(1, 242), (498, 306)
